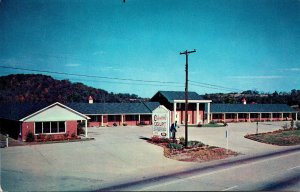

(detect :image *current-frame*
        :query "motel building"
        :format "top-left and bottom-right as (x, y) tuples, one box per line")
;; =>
(151, 91), (213, 125)
(0, 102), (90, 141)
(0, 91), (298, 142)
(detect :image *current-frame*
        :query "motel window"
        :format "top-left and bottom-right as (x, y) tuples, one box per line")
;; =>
(35, 122), (42, 134)
(59, 122), (65, 132)
(43, 122), (50, 133)
(51, 122), (58, 133)
(35, 121), (66, 134)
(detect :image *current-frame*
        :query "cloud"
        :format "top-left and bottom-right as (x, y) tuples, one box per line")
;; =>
(228, 75), (284, 79)
(281, 68), (300, 72)
(65, 63), (80, 67)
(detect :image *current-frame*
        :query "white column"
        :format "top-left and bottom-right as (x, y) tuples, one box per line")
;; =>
(138, 114), (141, 122)
(281, 113), (283, 121)
(236, 113), (239, 122)
(259, 113), (261, 121)
(85, 120), (88, 138)
(121, 115), (124, 124)
(196, 103), (199, 124)
(101, 115), (104, 126)
(173, 102), (177, 123)
(207, 103), (211, 123)
(270, 113), (273, 121)
(248, 113), (251, 122)
(223, 113), (226, 122)
(296, 113), (298, 121)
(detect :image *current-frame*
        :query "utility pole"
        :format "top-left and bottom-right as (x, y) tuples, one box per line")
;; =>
(180, 49), (196, 147)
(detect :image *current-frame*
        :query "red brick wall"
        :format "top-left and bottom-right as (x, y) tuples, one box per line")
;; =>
(22, 122), (34, 141)
(89, 122), (101, 127)
(22, 120), (78, 142)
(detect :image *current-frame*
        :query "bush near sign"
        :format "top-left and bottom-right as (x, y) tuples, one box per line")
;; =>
(152, 105), (170, 138)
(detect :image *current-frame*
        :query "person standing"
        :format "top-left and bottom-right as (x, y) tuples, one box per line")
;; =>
(170, 121), (177, 140)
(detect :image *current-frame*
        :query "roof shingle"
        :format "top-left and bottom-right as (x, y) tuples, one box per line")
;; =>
(206, 104), (296, 113)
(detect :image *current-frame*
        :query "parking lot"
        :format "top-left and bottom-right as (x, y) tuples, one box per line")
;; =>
(0, 121), (294, 191)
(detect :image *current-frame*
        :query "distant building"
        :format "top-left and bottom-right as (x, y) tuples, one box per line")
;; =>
(0, 90), (298, 142)
(151, 91), (212, 125)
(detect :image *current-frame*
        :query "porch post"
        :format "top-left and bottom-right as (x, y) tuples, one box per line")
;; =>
(248, 113), (251, 122)
(259, 113), (261, 121)
(121, 114), (124, 124)
(236, 113), (239, 122)
(173, 102), (177, 123)
(223, 113), (226, 122)
(196, 103), (199, 124)
(270, 113), (273, 121)
(281, 113), (283, 121)
(85, 120), (88, 137)
(101, 115), (103, 127)
(138, 114), (141, 122)
(296, 112), (298, 121)
(207, 102), (211, 123)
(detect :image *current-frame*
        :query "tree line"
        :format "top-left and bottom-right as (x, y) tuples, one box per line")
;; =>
(203, 89), (300, 106)
(0, 74), (142, 104)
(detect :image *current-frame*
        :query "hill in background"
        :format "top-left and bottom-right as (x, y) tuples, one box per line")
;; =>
(0, 74), (144, 104)
(0, 74), (299, 107)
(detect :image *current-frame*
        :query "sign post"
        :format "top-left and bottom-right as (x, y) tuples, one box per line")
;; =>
(225, 128), (228, 154)
(152, 105), (170, 138)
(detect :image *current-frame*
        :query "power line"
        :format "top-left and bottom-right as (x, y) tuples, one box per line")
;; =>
(0, 65), (251, 92)
(0, 65), (181, 85)
(189, 80), (243, 92)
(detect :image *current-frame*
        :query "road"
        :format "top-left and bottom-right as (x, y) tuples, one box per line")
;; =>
(98, 147), (300, 191)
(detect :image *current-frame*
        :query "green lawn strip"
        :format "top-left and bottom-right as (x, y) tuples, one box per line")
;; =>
(201, 124), (225, 127)
(248, 130), (300, 146)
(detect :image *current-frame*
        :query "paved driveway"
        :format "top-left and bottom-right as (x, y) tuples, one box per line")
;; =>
(0, 121), (295, 191)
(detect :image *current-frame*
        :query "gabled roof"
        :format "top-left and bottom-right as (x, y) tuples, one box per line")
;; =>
(0, 102), (90, 121)
(20, 102), (90, 121)
(207, 104), (296, 113)
(66, 102), (160, 115)
(0, 102), (50, 121)
(152, 91), (205, 103)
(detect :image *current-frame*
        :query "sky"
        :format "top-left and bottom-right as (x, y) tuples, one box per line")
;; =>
(0, 0), (299, 98)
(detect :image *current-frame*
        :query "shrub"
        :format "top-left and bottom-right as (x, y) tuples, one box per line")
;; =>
(151, 136), (171, 143)
(179, 137), (185, 145)
(64, 132), (69, 138)
(71, 133), (76, 138)
(26, 132), (35, 142)
(167, 143), (184, 150)
(223, 122), (228, 126)
(209, 121), (216, 125)
(187, 140), (204, 148)
(77, 121), (85, 135)
(290, 120), (294, 129)
(123, 123), (127, 126)
(138, 121), (147, 126)
(113, 123), (118, 127)
(47, 135), (53, 141)
(78, 127), (85, 135)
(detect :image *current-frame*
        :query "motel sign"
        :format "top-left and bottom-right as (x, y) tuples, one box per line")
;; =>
(152, 105), (170, 138)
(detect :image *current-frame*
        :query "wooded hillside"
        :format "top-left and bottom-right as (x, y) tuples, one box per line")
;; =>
(0, 74), (143, 103)
(203, 90), (300, 106)
(0, 74), (299, 107)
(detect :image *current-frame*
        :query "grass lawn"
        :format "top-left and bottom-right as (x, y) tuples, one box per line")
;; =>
(201, 123), (225, 127)
(245, 129), (300, 146)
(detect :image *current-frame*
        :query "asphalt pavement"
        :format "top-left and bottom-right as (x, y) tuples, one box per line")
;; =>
(1, 121), (299, 191)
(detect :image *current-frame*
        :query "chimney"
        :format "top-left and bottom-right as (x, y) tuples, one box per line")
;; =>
(242, 98), (247, 105)
(88, 96), (93, 104)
